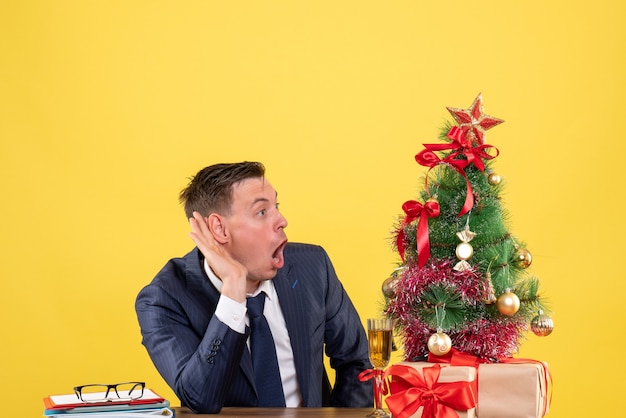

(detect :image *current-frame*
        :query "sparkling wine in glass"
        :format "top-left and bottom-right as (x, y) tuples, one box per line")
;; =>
(367, 318), (393, 418)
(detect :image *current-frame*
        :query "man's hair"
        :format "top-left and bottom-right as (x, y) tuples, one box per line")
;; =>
(179, 161), (266, 219)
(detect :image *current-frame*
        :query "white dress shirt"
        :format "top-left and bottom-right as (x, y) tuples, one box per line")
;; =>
(204, 260), (303, 407)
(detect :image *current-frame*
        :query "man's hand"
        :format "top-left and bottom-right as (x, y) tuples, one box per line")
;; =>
(188, 211), (248, 302)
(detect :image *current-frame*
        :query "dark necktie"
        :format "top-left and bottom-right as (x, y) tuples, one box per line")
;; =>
(247, 293), (286, 407)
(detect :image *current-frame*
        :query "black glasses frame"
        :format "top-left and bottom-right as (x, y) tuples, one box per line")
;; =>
(73, 381), (145, 403)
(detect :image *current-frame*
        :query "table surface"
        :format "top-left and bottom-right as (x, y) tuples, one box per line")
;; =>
(173, 407), (377, 417)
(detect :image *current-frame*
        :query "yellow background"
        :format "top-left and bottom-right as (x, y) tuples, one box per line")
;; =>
(1, 1), (624, 417)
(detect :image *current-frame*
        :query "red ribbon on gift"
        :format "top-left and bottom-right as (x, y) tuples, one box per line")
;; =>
(415, 126), (500, 216)
(427, 348), (488, 367)
(384, 364), (476, 418)
(396, 198), (440, 267)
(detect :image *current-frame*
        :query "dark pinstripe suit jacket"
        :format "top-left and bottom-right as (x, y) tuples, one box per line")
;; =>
(135, 243), (373, 413)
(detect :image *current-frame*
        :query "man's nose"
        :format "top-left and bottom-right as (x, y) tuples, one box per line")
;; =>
(277, 212), (288, 229)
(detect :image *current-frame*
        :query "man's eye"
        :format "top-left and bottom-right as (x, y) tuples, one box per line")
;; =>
(258, 209), (266, 216)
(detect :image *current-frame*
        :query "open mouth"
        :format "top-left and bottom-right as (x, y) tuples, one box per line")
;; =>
(271, 240), (287, 268)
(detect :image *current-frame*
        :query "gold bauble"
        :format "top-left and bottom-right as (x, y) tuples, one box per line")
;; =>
(531, 312), (554, 336)
(514, 248), (532, 268)
(382, 276), (399, 298)
(496, 290), (520, 316)
(427, 331), (452, 356)
(487, 172), (501, 185)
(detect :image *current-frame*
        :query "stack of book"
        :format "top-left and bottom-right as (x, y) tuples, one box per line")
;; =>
(43, 387), (173, 417)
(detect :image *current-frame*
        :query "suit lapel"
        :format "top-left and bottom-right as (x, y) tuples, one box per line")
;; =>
(273, 262), (312, 403)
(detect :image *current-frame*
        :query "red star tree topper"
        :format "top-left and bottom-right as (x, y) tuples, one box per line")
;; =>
(446, 93), (504, 145)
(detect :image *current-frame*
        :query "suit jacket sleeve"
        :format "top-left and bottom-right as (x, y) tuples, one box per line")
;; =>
(135, 254), (250, 414)
(320, 249), (374, 407)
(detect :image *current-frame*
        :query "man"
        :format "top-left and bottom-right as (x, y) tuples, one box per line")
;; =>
(135, 162), (372, 413)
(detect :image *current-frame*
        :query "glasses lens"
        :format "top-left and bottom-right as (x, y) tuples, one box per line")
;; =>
(116, 382), (145, 400)
(76, 383), (144, 403)
(77, 385), (111, 402)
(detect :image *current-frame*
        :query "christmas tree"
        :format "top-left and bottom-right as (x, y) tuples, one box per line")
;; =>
(384, 94), (554, 362)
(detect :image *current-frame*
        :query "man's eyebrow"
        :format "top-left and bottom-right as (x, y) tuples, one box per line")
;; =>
(252, 192), (278, 206)
(252, 197), (270, 205)
(251, 192), (277, 206)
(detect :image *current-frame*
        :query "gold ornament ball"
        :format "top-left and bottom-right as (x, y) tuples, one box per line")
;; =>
(427, 331), (452, 356)
(531, 313), (554, 336)
(455, 242), (474, 261)
(382, 276), (398, 298)
(514, 248), (532, 268)
(487, 172), (501, 185)
(426, 196), (439, 205)
(496, 290), (520, 316)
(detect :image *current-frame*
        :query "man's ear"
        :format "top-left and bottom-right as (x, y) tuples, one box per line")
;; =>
(207, 213), (230, 244)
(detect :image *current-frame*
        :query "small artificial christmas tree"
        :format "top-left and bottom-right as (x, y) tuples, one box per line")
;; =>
(384, 93), (554, 362)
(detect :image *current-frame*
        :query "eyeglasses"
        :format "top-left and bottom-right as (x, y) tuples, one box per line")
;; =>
(73, 382), (145, 403)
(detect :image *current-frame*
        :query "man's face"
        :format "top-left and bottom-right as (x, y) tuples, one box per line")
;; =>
(222, 177), (288, 283)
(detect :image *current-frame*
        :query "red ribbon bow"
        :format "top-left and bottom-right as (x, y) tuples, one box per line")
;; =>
(358, 368), (388, 394)
(396, 198), (440, 267)
(358, 368), (388, 410)
(384, 364), (476, 418)
(442, 126), (499, 172)
(414, 126), (500, 216)
(416, 126), (499, 172)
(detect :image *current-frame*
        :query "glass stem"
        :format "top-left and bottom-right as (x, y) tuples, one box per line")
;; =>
(374, 371), (384, 410)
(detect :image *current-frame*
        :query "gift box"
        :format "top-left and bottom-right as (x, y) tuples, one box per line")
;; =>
(424, 349), (551, 418)
(476, 361), (550, 418)
(385, 362), (477, 418)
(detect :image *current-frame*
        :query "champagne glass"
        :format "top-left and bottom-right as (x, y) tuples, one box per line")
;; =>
(366, 318), (393, 418)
